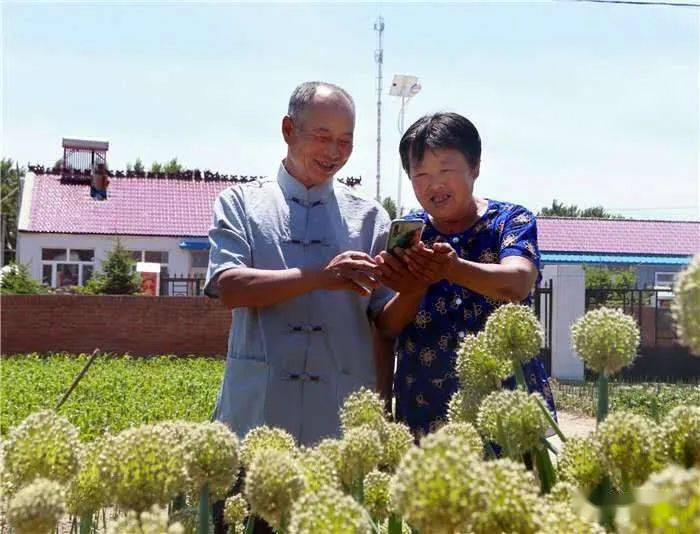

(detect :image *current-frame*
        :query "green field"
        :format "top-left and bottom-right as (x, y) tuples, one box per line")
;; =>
(1, 353), (224, 440)
(2, 354), (699, 440)
(551, 378), (700, 420)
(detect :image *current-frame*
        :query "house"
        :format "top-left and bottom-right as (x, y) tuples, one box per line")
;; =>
(537, 217), (699, 289)
(17, 166), (247, 292)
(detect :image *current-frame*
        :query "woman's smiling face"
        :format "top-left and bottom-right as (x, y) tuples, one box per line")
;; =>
(408, 148), (480, 223)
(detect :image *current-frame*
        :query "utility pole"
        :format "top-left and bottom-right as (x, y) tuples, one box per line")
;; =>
(373, 16), (385, 202)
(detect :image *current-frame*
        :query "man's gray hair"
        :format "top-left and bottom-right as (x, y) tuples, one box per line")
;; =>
(287, 81), (355, 123)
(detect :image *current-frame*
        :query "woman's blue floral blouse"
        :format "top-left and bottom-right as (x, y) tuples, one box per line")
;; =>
(394, 199), (557, 437)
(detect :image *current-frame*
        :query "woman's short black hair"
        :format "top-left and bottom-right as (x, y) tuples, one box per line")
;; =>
(399, 112), (481, 175)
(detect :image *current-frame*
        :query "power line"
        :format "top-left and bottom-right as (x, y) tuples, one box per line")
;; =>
(564, 0), (700, 7)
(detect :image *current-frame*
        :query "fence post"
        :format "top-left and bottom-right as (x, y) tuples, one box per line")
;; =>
(541, 264), (585, 381)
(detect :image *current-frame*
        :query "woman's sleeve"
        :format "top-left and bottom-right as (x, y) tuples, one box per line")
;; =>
(498, 205), (541, 270)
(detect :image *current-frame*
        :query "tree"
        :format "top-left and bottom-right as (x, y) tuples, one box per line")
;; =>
(163, 158), (182, 174)
(149, 158), (182, 174)
(83, 240), (141, 295)
(538, 199), (624, 219)
(584, 266), (636, 290)
(382, 197), (398, 220)
(0, 263), (48, 294)
(1, 159), (25, 263)
(133, 158), (144, 173)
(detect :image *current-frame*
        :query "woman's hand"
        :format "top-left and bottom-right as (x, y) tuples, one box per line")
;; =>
(398, 241), (459, 285)
(374, 250), (428, 296)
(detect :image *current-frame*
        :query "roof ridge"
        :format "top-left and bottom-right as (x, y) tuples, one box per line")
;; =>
(537, 216), (699, 224)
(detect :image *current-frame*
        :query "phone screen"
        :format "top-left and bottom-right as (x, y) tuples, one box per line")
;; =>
(386, 219), (425, 252)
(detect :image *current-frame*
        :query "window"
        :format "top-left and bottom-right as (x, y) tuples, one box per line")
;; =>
(41, 248), (95, 287)
(190, 250), (209, 269)
(655, 272), (677, 289)
(127, 250), (170, 281)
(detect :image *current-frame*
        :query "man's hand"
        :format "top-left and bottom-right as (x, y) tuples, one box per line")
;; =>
(374, 250), (428, 297)
(320, 251), (381, 296)
(398, 241), (459, 285)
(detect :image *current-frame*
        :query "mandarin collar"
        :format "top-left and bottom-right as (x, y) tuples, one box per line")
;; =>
(277, 163), (335, 205)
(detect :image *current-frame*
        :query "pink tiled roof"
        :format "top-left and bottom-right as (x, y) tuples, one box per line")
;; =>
(26, 174), (231, 237)
(24, 174), (699, 255)
(538, 217), (699, 256)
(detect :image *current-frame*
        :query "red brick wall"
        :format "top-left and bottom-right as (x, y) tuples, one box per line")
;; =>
(1, 295), (232, 356)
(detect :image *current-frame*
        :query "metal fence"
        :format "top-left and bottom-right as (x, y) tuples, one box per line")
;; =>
(585, 288), (676, 347)
(161, 276), (205, 297)
(533, 279), (553, 374)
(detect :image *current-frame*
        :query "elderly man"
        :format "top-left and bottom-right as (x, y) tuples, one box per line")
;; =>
(205, 81), (394, 447)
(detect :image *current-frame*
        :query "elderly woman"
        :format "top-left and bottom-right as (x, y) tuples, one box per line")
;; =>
(374, 112), (556, 437)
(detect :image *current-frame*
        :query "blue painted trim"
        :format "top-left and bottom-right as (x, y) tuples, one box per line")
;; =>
(179, 239), (210, 250)
(541, 253), (691, 265)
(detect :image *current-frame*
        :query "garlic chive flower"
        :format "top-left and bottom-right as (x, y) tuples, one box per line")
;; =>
(597, 411), (660, 489)
(223, 494), (249, 532)
(102, 423), (189, 512)
(295, 446), (340, 494)
(107, 505), (185, 534)
(557, 436), (605, 494)
(456, 331), (511, 390)
(66, 437), (112, 517)
(379, 422), (413, 472)
(392, 435), (541, 534)
(537, 500), (606, 534)
(432, 422), (483, 454)
(390, 431), (480, 533)
(476, 389), (548, 458)
(363, 470), (391, 521)
(7, 478), (66, 534)
(571, 307), (640, 375)
(672, 253), (700, 355)
(338, 425), (382, 488)
(244, 448), (305, 531)
(4, 410), (80, 489)
(616, 465), (700, 534)
(314, 438), (343, 477)
(239, 426), (296, 470)
(181, 421), (240, 498)
(662, 405), (700, 468)
(545, 481), (579, 506)
(339, 387), (387, 435)
(288, 486), (372, 534)
(447, 389), (485, 426)
(484, 304), (543, 364)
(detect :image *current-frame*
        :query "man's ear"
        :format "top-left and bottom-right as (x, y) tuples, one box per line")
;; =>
(282, 116), (294, 144)
(473, 160), (481, 180)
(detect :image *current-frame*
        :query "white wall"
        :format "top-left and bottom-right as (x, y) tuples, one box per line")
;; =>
(17, 232), (194, 281)
(542, 264), (586, 381)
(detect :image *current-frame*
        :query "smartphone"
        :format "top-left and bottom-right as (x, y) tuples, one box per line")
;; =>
(386, 218), (425, 252)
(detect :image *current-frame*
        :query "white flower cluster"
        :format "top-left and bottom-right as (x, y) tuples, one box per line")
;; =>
(571, 307), (640, 375)
(7, 478), (66, 534)
(672, 253), (700, 355)
(107, 505), (184, 534)
(483, 303), (543, 364)
(476, 389), (548, 458)
(4, 410), (80, 490)
(244, 448), (305, 531)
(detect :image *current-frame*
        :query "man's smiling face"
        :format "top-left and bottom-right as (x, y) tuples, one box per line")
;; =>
(282, 88), (355, 187)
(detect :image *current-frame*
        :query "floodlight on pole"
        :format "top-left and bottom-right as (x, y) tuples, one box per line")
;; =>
(390, 74), (421, 216)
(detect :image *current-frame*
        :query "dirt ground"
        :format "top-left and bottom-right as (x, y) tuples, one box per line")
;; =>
(557, 410), (596, 437)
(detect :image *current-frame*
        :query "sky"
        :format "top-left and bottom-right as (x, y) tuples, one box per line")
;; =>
(2, 0), (699, 220)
